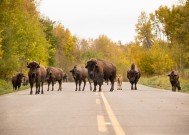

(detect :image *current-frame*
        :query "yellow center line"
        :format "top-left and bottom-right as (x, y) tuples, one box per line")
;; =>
(100, 92), (126, 135)
(96, 99), (100, 104)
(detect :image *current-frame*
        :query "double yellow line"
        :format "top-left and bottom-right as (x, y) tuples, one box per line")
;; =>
(96, 92), (126, 135)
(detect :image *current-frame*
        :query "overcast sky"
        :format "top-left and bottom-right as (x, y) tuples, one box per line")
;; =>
(39, 0), (177, 44)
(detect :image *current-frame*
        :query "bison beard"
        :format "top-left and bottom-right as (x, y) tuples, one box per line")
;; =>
(27, 61), (46, 95)
(85, 59), (116, 92)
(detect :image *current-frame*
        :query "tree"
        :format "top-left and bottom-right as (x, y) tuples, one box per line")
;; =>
(40, 16), (57, 66)
(0, 0), (50, 78)
(135, 11), (154, 48)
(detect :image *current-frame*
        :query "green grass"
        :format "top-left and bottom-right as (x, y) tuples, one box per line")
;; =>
(0, 79), (29, 95)
(139, 75), (189, 93)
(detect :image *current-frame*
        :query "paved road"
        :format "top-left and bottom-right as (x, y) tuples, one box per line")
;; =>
(0, 82), (189, 135)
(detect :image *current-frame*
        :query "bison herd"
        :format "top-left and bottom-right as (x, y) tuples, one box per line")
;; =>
(11, 58), (181, 94)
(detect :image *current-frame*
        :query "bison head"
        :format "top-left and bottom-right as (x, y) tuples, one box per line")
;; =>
(27, 61), (40, 78)
(46, 68), (55, 80)
(17, 73), (25, 81)
(127, 70), (139, 83)
(70, 65), (80, 80)
(85, 60), (98, 79)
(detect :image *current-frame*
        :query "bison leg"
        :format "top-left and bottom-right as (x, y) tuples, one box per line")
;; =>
(47, 81), (51, 91)
(131, 83), (134, 90)
(99, 84), (102, 92)
(79, 80), (82, 91)
(41, 82), (44, 94)
(58, 80), (62, 91)
(172, 85), (176, 92)
(88, 78), (92, 91)
(177, 81), (181, 91)
(52, 81), (54, 91)
(29, 82), (33, 95)
(134, 83), (137, 90)
(35, 82), (39, 94)
(75, 80), (78, 91)
(93, 81), (97, 92)
(110, 81), (114, 92)
(82, 79), (86, 91)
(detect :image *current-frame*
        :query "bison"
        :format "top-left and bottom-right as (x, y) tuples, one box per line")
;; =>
(46, 67), (63, 91)
(27, 61), (46, 95)
(22, 76), (29, 86)
(63, 73), (68, 82)
(70, 65), (92, 91)
(12, 72), (25, 90)
(127, 64), (140, 90)
(168, 71), (181, 92)
(117, 74), (123, 90)
(85, 58), (116, 92)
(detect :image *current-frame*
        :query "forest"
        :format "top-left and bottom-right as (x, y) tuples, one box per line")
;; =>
(0, 0), (188, 93)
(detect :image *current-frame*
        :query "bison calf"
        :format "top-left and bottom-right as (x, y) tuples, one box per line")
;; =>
(70, 65), (92, 91)
(127, 64), (140, 90)
(46, 67), (63, 91)
(168, 71), (181, 92)
(12, 72), (25, 90)
(117, 74), (123, 90)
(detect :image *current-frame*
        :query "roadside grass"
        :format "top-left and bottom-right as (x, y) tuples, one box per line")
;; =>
(139, 75), (189, 93)
(0, 79), (29, 95)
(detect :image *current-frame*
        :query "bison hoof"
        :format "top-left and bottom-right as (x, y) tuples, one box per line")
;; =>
(93, 90), (96, 92)
(30, 91), (33, 95)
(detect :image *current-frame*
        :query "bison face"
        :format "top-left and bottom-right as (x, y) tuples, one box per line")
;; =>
(70, 66), (80, 80)
(85, 60), (98, 79)
(46, 70), (54, 80)
(127, 70), (138, 83)
(27, 61), (40, 78)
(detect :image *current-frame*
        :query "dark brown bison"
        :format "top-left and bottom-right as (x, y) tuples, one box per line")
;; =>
(127, 64), (140, 90)
(85, 58), (116, 92)
(12, 72), (25, 90)
(27, 61), (46, 95)
(117, 74), (123, 90)
(22, 76), (29, 86)
(63, 73), (68, 82)
(168, 71), (181, 92)
(70, 65), (92, 91)
(46, 67), (63, 91)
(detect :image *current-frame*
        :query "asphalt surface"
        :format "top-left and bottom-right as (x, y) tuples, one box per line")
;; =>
(0, 82), (189, 135)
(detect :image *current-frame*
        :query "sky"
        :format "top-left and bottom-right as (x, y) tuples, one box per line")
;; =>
(39, 0), (178, 44)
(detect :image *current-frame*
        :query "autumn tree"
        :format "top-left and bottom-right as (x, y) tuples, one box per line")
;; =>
(53, 23), (76, 72)
(40, 16), (57, 66)
(135, 11), (155, 48)
(0, 0), (50, 79)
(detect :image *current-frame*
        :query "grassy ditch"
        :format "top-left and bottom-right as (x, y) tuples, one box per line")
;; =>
(139, 75), (189, 93)
(0, 79), (29, 95)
